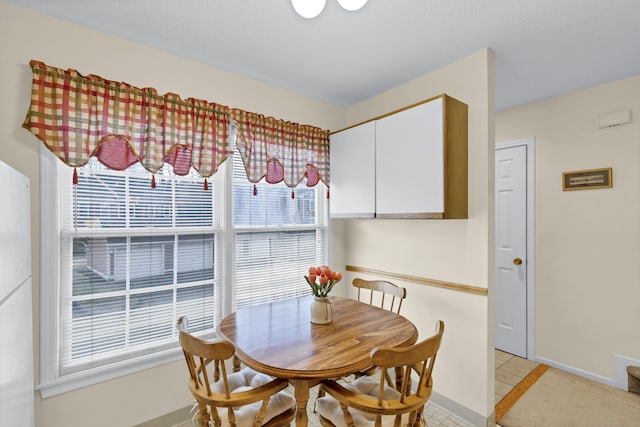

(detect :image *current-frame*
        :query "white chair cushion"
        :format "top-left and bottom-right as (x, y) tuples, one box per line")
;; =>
(210, 367), (295, 427)
(211, 367), (275, 393)
(315, 376), (410, 427)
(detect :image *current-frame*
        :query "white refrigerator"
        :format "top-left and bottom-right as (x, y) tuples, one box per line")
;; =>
(0, 160), (34, 426)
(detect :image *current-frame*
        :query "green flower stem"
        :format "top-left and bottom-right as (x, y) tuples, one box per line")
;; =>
(305, 275), (341, 297)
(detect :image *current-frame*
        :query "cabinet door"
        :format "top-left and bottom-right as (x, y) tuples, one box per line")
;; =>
(375, 98), (444, 217)
(329, 121), (376, 218)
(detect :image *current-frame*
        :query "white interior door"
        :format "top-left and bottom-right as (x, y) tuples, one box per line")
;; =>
(495, 145), (527, 357)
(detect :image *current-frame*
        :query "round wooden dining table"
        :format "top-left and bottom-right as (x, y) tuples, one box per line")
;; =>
(217, 295), (418, 426)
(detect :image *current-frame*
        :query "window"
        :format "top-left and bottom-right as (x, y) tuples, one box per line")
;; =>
(39, 147), (328, 396)
(233, 154), (327, 309)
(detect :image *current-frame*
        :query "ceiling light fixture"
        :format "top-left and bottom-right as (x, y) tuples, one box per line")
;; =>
(291, 0), (326, 19)
(336, 0), (369, 11)
(292, 0), (368, 19)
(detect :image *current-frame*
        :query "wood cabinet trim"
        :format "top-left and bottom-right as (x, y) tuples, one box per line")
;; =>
(331, 93), (448, 135)
(442, 96), (468, 219)
(375, 212), (444, 219)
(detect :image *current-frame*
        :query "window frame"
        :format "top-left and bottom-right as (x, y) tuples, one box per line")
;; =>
(38, 146), (227, 397)
(38, 146), (328, 397)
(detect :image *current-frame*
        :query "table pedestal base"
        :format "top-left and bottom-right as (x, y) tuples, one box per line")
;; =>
(291, 378), (321, 427)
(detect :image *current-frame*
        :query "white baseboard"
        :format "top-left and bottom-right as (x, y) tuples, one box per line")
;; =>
(430, 391), (488, 427)
(614, 353), (640, 391)
(533, 355), (617, 388)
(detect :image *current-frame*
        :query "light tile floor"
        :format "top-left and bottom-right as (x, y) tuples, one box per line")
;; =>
(494, 349), (538, 405)
(173, 390), (475, 427)
(173, 401), (473, 427)
(423, 401), (475, 427)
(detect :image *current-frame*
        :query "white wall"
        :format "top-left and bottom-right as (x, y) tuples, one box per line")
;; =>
(0, 2), (344, 426)
(333, 49), (495, 422)
(496, 76), (640, 382)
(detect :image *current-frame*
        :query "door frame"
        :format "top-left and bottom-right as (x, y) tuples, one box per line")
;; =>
(495, 137), (536, 360)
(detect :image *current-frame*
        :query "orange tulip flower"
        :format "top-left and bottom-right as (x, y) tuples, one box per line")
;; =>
(304, 265), (342, 297)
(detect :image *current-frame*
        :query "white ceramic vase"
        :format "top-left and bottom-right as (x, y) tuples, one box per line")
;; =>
(310, 296), (333, 324)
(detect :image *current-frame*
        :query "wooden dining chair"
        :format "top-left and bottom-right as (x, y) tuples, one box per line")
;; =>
(315, 320), (444, 427)
(351, 278), (408, 381)
(177, 316), (296, 427)
(316, 278), (409, 402)
(352, 278), (406, 314)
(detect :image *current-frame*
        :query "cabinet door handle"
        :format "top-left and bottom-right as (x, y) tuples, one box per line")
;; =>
(513, 258), (523, 265)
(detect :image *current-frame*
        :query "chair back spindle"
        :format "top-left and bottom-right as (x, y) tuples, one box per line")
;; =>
(352, 278), (406, 314)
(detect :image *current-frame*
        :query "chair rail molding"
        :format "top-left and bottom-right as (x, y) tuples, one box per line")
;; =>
(345, 265), (488, 296)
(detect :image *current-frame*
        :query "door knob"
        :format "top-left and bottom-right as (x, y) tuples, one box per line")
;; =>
(513, 258), (523, 265)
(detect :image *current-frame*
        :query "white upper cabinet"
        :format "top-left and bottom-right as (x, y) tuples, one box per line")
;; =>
(375, 95), (468, 218)
(329, 121), (376, 218)
(375, 98), (445, 217)
(329, 94), (467, 219)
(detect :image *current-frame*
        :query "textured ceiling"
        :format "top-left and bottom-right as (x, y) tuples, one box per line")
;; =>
(7, 0), (640, 110)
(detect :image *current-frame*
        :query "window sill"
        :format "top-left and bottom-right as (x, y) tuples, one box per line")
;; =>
(37, 347), (182, 398)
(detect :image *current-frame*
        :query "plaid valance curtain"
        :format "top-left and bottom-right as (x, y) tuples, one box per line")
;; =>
(233, 109), (329, 188)
(22, 60), (330, 189)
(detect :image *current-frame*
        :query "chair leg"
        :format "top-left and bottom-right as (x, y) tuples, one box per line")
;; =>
(317, 383), (326, 399)
(417, 407), (427, 427)
(196, 404), (210, 427)
(232, 355), (242, 372)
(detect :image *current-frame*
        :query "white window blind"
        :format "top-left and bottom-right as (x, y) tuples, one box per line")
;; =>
(40, 147), (328, 395)
(59, 159), (219, 374)
(232, 154), (327, 310)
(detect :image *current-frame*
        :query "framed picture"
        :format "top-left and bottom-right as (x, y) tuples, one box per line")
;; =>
(562, 167), (612, 191)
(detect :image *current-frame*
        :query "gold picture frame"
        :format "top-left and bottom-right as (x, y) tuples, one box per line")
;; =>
(562, 167), (612, 191)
